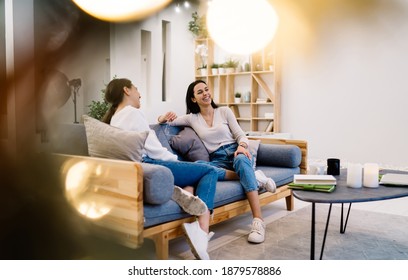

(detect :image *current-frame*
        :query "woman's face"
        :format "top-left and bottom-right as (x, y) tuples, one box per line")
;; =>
(192, 82), (212, 107)
(126, 84), (141, 108)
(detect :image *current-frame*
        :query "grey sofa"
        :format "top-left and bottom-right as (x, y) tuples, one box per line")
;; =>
(51, 122), (308, 259)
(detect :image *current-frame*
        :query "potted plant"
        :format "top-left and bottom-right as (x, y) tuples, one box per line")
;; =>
(87, 92), (109, 120)
(188, 12), (208, 38)
(211, 63), (219, 75)
(218, 63), (226, 74)
(224, 58), (239, 74)
(197, 64), (207, 76)
(234, 92), (241, 103)
(87, 78), (116, 120)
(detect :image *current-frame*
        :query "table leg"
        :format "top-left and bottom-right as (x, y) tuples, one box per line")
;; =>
(340, 203), (352, 233)
(311, 203), (315, 260)
(310, 203), (353, 260)
(320, 203), (332, 260)
(310, 203), (333, 260)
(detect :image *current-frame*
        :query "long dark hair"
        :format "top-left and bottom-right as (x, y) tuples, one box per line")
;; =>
(185, 80), (218, 114)
(102, 78), (132, 124)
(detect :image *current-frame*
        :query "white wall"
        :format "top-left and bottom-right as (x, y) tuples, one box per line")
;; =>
(110, 3), (196, 124)
(278, 0), (408, 167)
(38, 0), (408, 167)
(107, 0), (408, 167)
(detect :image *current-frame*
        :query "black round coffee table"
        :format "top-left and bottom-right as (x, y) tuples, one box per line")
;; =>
(292, 169), (408, 260)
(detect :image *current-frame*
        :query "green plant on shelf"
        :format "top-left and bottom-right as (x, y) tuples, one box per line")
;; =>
(188, 11), (208, 38)
(224, 58), (239, 68)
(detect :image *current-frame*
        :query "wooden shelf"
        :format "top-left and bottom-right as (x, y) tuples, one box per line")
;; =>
(194, 37), (281, 132)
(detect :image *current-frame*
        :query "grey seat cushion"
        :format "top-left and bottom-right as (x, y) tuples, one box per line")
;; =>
(143, 165), (299, 228)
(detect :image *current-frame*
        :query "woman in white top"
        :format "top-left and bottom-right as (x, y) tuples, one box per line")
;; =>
(158, 80), (276, 244)
(102, 78), (217, 260)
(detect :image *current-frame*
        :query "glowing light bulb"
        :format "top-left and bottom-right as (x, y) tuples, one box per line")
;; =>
(207, 0), (279, 55)
(73, 0), (171, 22)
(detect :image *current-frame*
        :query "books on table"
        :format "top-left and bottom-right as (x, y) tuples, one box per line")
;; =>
(293, 174), (337, 185)
(380, 173), (408, 186)
(289, 174), (337, 193)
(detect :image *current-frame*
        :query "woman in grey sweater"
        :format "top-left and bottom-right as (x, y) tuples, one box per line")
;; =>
(159, 80), (276, 244)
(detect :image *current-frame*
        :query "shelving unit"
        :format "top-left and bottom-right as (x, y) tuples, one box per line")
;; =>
(194, 37), (281, 133)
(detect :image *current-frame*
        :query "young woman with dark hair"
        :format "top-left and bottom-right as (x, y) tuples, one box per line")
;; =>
(158, 80), (276, 244)
(102, 78), (218, 260)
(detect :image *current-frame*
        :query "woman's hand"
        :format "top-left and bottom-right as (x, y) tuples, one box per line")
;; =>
(234, 145), (251, 159)
(158, 111), (177, 123)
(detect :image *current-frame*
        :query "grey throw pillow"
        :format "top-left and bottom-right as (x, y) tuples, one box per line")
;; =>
(170, 127), (210, 162)
(83, 115), (148, 162)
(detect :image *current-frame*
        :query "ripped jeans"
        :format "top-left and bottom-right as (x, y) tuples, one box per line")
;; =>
(197, 143), (258, 193)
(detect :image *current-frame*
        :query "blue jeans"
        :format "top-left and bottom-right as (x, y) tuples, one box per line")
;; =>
(198, 143), (258, 193)
(142, 157), (218, 210)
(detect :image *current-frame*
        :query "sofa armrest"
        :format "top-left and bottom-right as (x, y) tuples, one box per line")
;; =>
(140, 162), (174, 205)
(248, 137), (308, 174)
(52, 153), (144, 248)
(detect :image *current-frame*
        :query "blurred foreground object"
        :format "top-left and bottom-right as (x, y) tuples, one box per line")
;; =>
(72, 0), (171, 22)
(0, 150), (88, 259)
(206, 0), (279, 54)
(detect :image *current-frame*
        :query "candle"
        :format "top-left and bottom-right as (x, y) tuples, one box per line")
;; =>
(363, 163), (379, 188)
(347, 163), (362, 188)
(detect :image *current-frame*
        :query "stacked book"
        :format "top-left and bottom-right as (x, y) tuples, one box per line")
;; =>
(289, 174), (337, 192)
(380, 173), (408, 186)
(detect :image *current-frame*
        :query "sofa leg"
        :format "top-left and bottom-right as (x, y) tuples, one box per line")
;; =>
(285, 193), (294, 211)
(152, 232), (170, 260)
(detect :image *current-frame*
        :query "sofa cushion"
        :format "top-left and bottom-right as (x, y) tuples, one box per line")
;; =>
(170, 127), (210, 162)
(83, 115), (148, 162)
(50, 123), (89, 156)
(143, 165), (300, 227)
(257, 143), (301, 168)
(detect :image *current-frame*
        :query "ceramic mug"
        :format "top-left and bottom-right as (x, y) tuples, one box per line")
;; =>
(327, 158), (340, 176)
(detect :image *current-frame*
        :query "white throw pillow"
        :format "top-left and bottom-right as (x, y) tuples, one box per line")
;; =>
(83, 115), (148, 162)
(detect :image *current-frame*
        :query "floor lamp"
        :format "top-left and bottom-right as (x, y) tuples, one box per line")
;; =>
(68, 78), (82, 124)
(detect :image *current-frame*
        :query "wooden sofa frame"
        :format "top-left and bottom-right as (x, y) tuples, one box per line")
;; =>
(55, 137), (307, 259)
